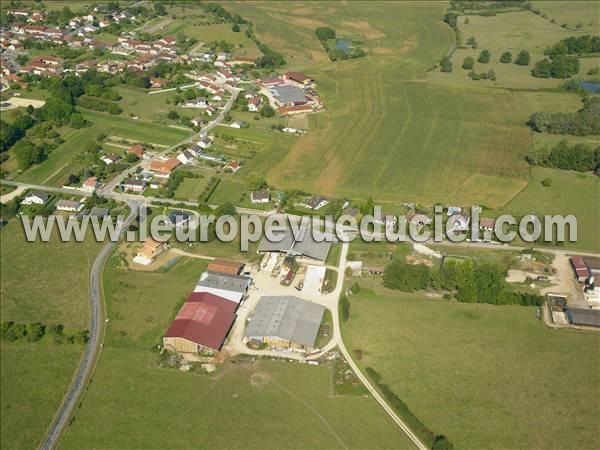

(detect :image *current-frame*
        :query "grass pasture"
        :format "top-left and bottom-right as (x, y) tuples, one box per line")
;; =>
(533, 1), (600, 33)
(1, 340), (84, 450)
(343, 291), (600, 449)
(81, 110), (191, 146)
(0, 220), (102, 328)
(429, 10), (581, 89)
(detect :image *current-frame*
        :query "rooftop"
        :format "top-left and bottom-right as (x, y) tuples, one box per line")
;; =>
(245, 296), (325, 347)
(196, 271), (251, 294)
(270, 84), (307, 104)
(257, 225), (332, 261)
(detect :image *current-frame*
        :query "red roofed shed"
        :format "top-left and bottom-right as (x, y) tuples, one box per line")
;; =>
(570, 256), (591, 282)
(163, 292), (237, 353)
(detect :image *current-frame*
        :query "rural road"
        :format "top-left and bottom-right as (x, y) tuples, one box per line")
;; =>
(39, 204), (140, 450)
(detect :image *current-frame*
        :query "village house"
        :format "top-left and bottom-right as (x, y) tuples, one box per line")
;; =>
(183, 97), (209, 109)
(168, 210), (191, 228)
(191, 117), (207, 128)
(23, 55), (63, 76)
(250, 190), (270, 204)
(227, 55), (256, 67)
(150, 77), (168, 89)
(123, 179), (146, 193)
(150, 158), (181, 176)
(177, 149), (196, 165)
(82, 177), (99, 192)
(101, 153), (121, 165)
(248, 96), (262, 112)
(127, 144), (146, 159)
(21, 190), (48, 205)
(448, 214), (470, 232)
(305, 195), (329, 210)
(133, 238), (168, 265)
(224, 160), (240, 173)
(230, 120), (246, 129)
(55, 199), (83, 213)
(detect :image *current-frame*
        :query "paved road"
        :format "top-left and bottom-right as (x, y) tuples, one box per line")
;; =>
(39, 204), (140, 450)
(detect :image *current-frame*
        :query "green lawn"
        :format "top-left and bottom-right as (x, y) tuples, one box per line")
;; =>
(428, 10), (591, 89)
(80, 110), (191, 146)
(174, 176), (211, 201)
(343, 291), (600, 449)
(207, 177), (248, 205)
(495, 167), (600, 252)
(533, 1), (600, 33)
(114, 86), (178, 123)
(0, 220), (103, 328)
(1, 340), (84, 450)
(0, 219), (103, 450)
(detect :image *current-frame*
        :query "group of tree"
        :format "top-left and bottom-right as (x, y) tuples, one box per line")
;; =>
(528, 96), (600, 135)
(544, 35), (600, 57)
(531, 55), (580, 78)
(526, 140), (600, 172)
(439, 56), (453, 72)
(0, 321), (89, 344)
(383, 258), (544, 306)
(0, 112), (35, 152)
(477, 49), (490, 63)
(468, 68), (496, 81)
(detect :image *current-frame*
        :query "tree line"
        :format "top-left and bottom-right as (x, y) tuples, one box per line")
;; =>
(366, 367), (454, 450)
(526, 140), (600, 172)
(1, 321), (89, 344)
(383, 259), (544, 306)
(528, 97), (600, 136)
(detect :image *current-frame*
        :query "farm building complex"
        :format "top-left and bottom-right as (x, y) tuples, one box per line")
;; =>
(257, 227), (332, 261)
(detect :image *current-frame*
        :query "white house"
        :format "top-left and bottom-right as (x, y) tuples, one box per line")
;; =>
(82, 176), (99, 192)
(176, 150), (195, 165)
(123, 179), (146, 192)
(230, 120), (246, 129)
(183, 97), (209, 109)
(197, 136), (212, 149)
(448, 214), (470, 232)
(305, 195), (329, 210)
(21, 190), (49, 205)
(101, 153), (121, 165)
(55, 199), (82, 212)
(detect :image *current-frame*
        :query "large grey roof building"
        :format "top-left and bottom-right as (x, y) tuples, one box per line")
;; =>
(269, 84), (307, 105)
(257, 226), (332, 261)
(245, 296), (325, 348)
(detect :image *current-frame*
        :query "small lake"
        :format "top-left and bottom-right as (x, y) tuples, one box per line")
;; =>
(580, 81), (600, 92)
(335, 38), (351, 54)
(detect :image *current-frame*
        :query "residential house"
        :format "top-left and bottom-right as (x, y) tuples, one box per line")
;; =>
(448, 214), (470, 232)
(190, 117), (207, 128)
(224, 160), (240, 173)
(168, 210), (191, 228)
(123, 179), (146, 192)
(150, 77), (168, 89)
(248, 96), (262, 112)
(101, 153), (121, 165)
(216, 68), (234, 82)
(150, 158), (181, 175)
(24, 55), (63, 76)
(82, 177), (99, 192)
(305, 195), (329, 210)
(56, 199), (82, 212)
(250, 190), (270, 203)
(127, 144), (145, 158)
(134, 238), (168, 265)
(176, 149), (195, 165)
(183, 97), (209, 109)
(196, 136), (212, 149)
(230, 120), (246, 129)
(89, 207), (109, 218)
(21, 190), (48, 205)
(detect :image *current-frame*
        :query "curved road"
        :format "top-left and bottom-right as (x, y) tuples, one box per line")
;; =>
(39, 205), (139, 450)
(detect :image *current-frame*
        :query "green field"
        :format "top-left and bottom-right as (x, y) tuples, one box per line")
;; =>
(0, 221), (102, 328)
(494, 166), (600, 252)
(114, 86), (179, 123)
(208, 177), (248, 205)
(429, 10), (599, 89)
(534, 1), (600, 33)
(81, 110), (191, 146)
(1, 340), (84, 450)
(0, 220), (102, 449)
(343, 291), (600, 449)
(60, 248), (413, 449)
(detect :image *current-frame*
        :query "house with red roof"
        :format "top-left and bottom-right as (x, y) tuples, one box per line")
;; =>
(163, 292), (238, 353)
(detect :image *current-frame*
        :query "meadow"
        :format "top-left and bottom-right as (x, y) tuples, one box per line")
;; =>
(429, 9), (600, 89)
(0, 220), (102, 450)
(59, 248), (413, 449)
(493, 166), (600, 252)
(1, 340), (84, 450)
(343, 291), (600, 449)
(0, 220), (102, 328)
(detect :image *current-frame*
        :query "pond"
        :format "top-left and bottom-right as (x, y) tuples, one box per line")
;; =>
(335, 38), (351, 54)
(580, 81), (600, 92)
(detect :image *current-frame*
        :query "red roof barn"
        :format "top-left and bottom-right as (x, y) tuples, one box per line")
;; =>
(163, 292), (237, 352)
